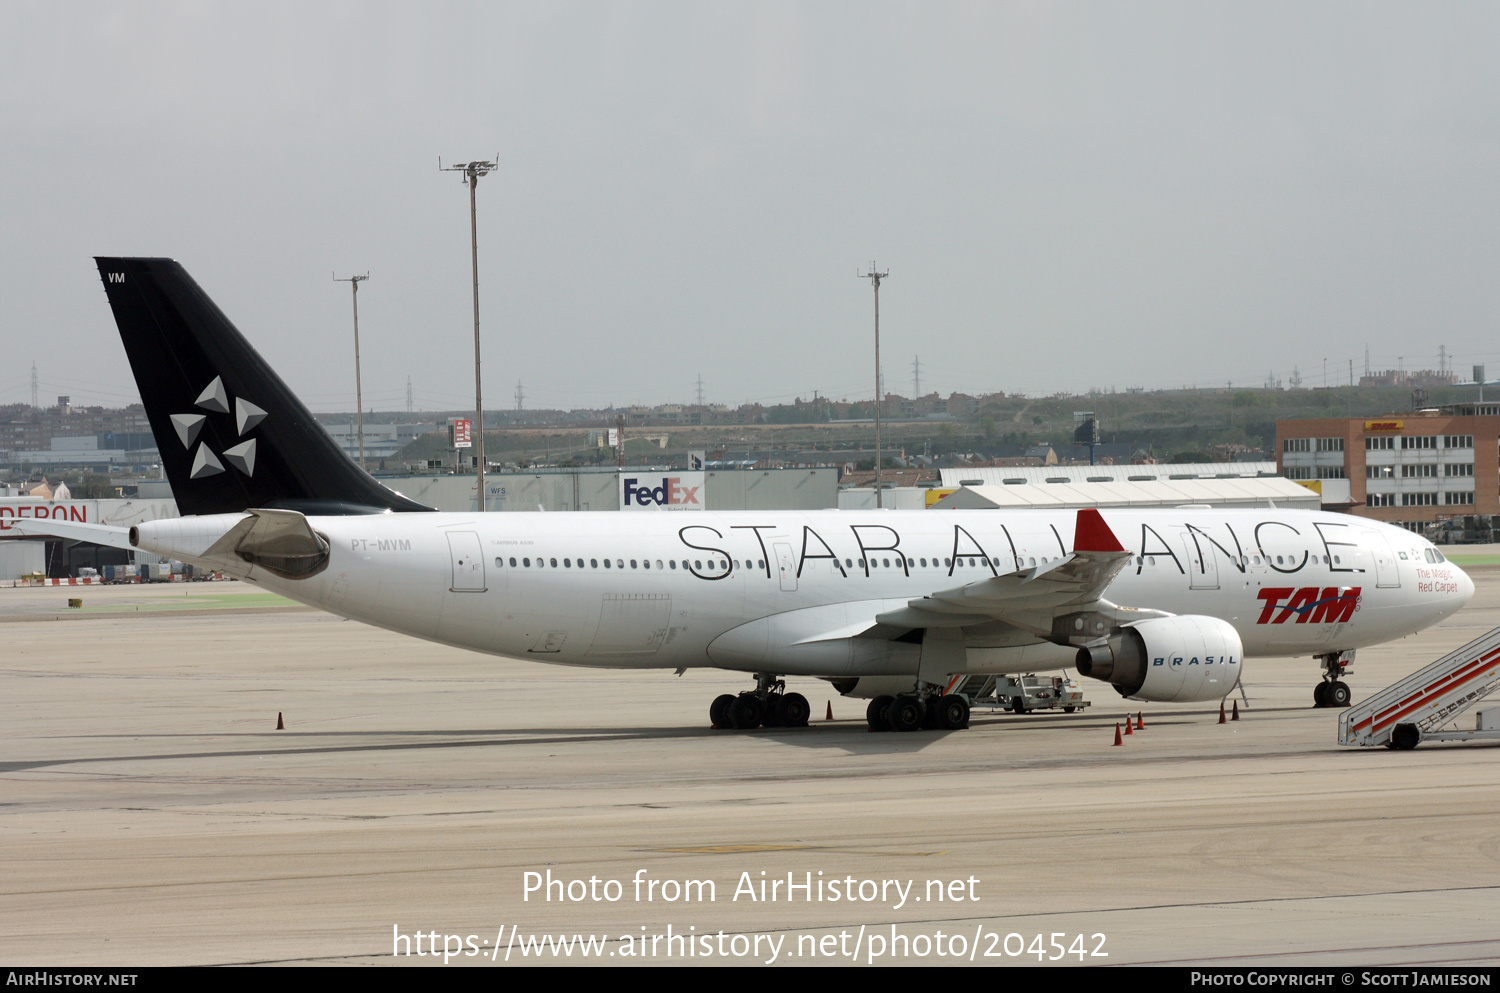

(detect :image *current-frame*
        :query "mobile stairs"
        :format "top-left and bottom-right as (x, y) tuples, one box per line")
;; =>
(1338, 626), (1500, 750)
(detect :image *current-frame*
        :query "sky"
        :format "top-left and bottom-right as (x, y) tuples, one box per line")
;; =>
(3, 2), (1500, 414)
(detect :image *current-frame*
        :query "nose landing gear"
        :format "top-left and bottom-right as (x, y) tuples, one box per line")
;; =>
(1313, 650), (1355, 708)
(709, 674), (810, 730)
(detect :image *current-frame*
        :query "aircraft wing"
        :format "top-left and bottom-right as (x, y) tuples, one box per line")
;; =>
(873, 508), (1168, 637)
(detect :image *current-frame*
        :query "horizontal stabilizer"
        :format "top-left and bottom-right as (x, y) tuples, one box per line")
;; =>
(3, 518), (134, 550)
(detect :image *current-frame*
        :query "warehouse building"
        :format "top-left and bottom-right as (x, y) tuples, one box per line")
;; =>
(1276, 404), (1500, 526)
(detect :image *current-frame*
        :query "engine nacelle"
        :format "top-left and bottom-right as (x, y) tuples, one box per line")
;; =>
(1075, 615), (1242, 703)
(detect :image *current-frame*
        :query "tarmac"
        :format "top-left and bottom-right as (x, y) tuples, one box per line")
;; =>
(3, 554), (1500, 967)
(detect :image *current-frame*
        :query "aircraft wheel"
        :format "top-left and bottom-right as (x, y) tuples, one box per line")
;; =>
(1390, 723), (1421, 750)
(867, 696), (895, 731)
(778, 692), (811, 728)
(1327, 681), (1352, 708)
(887, 696), (925, 732)
(762, 695), (783, 728)
(1313, 682), (1329, 708)
(728, 694), (765, 730)
(936, 694), (970, 731)
(710, 694), (735, 728)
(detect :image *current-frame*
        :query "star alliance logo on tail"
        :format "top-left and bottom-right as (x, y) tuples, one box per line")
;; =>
(172, 376), (266, 479)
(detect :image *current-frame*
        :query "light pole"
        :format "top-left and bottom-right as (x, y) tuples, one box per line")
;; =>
(332, 271), (369, 470)
(859, 263), (889, 508)
(440, 154), (498, 508)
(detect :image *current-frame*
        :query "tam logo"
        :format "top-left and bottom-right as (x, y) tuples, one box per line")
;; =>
(1255, 587), (1361, 625)
(623, 477), (702, 509)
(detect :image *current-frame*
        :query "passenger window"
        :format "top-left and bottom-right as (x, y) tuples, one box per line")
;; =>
(630, 560), (638, 569)
(882, 558), (890, 567)
(643, 560), (650, 569)
(603, 559), (611, 568)
(509, 557), (517, 567)
(1147, 557), (1154, 567)
(494, 557), (502, 567)
(944, 558), (951, 567)
(550, 558), (557, 568)
(669, 560), (677, 569)
(523, 558), (531, 567)
(656, 560), (663, 570)
(845, 559), (853, 568)
(759, 560), (766, 570)
(694, 560), (702, 569)
(617, 559), (624, 568)
(920, 558), (927, 567)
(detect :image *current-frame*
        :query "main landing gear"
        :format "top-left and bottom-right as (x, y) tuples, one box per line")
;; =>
(865, 691), (970, 733)
(710, 674), (811, 730)
(1313, 650), (1355, 709)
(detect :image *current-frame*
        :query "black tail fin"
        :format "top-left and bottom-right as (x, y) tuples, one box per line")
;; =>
(95, 257), (432, 516)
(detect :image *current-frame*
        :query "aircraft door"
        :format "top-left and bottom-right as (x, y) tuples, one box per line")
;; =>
(1361, 531), (1400, 588)
(447, 531), (487, 592)
(1180, 532), (1219, 589)
(774, 541), (798, 592)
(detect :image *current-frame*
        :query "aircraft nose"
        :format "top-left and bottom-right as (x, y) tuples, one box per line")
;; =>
(1458, 563), (1476, 605)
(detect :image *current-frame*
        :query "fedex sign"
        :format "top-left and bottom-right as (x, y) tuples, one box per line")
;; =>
(620, 473), (705, 511)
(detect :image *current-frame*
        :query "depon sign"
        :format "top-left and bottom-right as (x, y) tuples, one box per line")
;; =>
(621, 474), (704, 511)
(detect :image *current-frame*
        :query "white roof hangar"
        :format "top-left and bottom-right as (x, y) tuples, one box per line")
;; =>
(931, 463), (1318, 511)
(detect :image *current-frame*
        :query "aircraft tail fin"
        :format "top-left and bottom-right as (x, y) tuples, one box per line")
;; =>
(93, 258), (433, 516)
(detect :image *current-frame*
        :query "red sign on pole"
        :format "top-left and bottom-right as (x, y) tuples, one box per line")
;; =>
(452, 418), (473, 449)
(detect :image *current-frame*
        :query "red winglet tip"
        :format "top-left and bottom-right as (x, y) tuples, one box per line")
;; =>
(1074, 508), (1125, 553)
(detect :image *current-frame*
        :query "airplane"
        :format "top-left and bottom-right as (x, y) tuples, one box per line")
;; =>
(11, 257), (1476, 733)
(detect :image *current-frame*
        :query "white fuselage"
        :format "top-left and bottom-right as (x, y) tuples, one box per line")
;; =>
(174, 506), (1473, 680)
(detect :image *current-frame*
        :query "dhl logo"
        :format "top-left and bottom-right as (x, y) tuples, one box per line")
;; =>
(1255, 587), (1361, 625)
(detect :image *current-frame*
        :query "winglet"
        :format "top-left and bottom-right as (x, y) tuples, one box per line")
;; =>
(1074, 508), (1125, 553)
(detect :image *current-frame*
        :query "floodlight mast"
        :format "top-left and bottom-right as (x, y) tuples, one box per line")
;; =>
(440, 154), (498, 507)
(858, 263), (890, 508)
(332, 271), (370, 470)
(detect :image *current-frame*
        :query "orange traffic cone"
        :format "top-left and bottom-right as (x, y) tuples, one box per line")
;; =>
(1231, 700), (1240, 722)
(1123, 715), (1134, 735)
(1136, 712), (1145, 730)
(825, 701), (834, 721)
(1113, 723), (1123, 746)
(1218, 701), (1227, 724)
(276, 712), (284, 730)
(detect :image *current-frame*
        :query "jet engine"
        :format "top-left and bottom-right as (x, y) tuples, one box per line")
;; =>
(1075, 615), (1241, 703)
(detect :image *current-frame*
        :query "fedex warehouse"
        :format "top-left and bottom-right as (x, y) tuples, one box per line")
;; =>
(622, 474), (704, 510)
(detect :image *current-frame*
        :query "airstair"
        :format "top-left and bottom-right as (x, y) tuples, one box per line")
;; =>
(1338, 626), (1500, 749)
